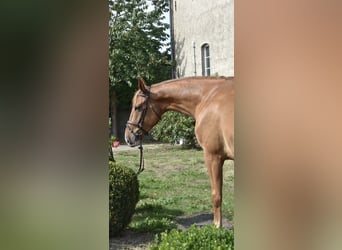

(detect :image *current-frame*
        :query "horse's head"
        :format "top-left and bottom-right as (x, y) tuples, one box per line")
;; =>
(125, 79), (162, 147)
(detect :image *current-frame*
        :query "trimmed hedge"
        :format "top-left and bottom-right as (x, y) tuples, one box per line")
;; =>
(149, 225), (234, 250)
(109, 161), (139, 236)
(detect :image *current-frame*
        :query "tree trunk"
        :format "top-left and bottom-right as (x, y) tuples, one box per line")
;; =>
(110, 90), (118, 137)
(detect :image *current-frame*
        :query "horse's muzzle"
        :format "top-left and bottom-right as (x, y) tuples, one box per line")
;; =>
(125, 133), (141, 147)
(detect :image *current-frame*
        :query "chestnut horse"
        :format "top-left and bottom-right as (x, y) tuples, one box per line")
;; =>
(125, 77), (234, 227)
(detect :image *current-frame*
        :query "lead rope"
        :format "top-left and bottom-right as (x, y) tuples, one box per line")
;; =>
(136, 138), (145, 175)
(135, 89), (149, 175)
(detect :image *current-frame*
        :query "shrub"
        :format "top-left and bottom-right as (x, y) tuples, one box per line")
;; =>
(109, 161), (139, 236)
(149, 225), (234, 250)
(151, 111), (198, 147)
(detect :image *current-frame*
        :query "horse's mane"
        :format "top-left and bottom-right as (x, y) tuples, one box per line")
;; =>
(154, 76), (234, 86)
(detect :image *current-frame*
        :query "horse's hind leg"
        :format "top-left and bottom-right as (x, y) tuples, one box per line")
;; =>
(204, 150), (224, 228)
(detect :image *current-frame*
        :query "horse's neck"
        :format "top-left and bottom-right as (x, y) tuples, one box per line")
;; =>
(152, 81), (203, 118)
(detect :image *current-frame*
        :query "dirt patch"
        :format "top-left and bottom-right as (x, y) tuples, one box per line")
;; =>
(176, 212), (233, 231)
(109, 213), (233, 250)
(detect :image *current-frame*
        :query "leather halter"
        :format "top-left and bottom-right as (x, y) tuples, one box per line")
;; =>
(126, 86), (161, 175)
(126, 87), (161, 137)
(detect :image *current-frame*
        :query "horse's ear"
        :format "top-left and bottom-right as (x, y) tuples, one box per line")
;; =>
(138, 78), (148, 94)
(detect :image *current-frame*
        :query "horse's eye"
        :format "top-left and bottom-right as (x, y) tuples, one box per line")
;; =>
(135, 105), (142, 111)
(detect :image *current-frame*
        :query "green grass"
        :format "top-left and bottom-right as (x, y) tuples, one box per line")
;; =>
(114, 145), (234, 233)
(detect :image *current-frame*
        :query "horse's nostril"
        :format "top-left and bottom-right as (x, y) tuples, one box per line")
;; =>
(125, 136), (130, 145)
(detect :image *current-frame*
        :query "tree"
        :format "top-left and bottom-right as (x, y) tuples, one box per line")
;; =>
(109, 0), (171, 137)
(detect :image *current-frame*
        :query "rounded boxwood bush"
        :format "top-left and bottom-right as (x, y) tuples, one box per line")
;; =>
(109, 161), (139, 236)
(149, 225), (234, 250)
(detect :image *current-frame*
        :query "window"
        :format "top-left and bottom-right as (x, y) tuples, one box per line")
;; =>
(201, 44), (210, 76)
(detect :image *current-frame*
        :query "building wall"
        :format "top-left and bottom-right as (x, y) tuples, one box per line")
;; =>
(172, 0), (234, 77)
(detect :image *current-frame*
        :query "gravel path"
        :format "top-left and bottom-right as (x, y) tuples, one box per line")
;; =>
(110, 231), (154, 250)
(112, 143), (163, 152)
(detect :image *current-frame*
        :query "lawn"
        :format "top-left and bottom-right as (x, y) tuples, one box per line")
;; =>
(114, 144), (234, 233)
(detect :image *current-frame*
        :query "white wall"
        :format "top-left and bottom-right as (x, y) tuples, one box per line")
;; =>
(173, 0), (234, 77)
